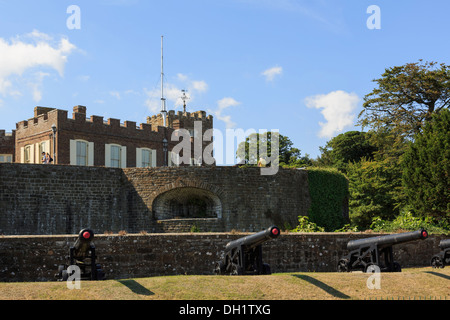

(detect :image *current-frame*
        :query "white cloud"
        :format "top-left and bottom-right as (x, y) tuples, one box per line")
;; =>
(261, 66), (283, 82)
(191, 80), (208, 92)
(78, 75), (90, 82)
(209, 97), (241, 129)
(305, 90), (359, 139)
(0, 30), (76, 98)
(109, 91), (121, 100)
(145, 74), (208, 113)
(29, 72), (50, 103)
(176, 73), (188, 82)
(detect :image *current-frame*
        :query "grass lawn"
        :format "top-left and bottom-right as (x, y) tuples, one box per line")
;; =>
(0, 267), (448, 300)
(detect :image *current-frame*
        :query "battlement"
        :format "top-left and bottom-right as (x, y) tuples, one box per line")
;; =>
(147, 110), (213, 121)
(16, 108), (56, 131)
(0, 130), (14, 137)
(16, 106), (171, 139)
(147, 110), (213, 130)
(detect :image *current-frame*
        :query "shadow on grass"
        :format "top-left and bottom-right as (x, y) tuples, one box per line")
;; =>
(425, 271), (450, 281)
(293, 274), (350, 300)
(117, 279), (155, 296)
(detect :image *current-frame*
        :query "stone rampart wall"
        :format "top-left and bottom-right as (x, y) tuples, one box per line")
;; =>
(0, 232), (444, 282)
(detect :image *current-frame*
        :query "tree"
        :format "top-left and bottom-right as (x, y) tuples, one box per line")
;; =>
(351, 61), (450, 227)
(402, 109), (449, 224)
(318, 131), (378, 174)
(359, 60), (450, 152)
(236, 132), (310, 167)
(347, 158), (405, 229)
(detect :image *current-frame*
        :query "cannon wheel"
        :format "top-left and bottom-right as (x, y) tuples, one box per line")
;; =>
(214, 261), (225, 275)
(95, 264), (106, 280)
(262, 263), (271, 275)
(431, 256), (444, 269)
(392, 262), (402, 272)
(61, 269), (69, 281)
(364, 263), (378, 273)
(337, 259), (349, 272)
(230, 263), (243, 275)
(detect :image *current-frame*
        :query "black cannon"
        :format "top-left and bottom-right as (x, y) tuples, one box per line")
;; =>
(214, 226), (280, 275)
(337, 229), (428, 272)
(56, 228), (105, 281)
(431, 239), (450, 268)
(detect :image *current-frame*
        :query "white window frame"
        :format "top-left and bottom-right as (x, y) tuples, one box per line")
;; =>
(168, 151), (180, 167)
(105, 143), (127, 168)
(110, 145), (121, 168)
(136, 148), (157, 168)
(0, 154), (12, 163)
(24, 145), (33, 163)
(70, 139), (94, 166)
(76, 141), (88, 166)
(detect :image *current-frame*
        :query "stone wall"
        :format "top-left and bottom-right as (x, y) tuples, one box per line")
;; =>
(0, 232), (445, 282)
(0, 163), (312, 235)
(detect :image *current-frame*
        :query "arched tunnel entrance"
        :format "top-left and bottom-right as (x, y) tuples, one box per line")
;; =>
(152, 187), (222, 220)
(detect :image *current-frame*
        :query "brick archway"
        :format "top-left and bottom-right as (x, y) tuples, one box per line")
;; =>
(152, 187), (222, 220)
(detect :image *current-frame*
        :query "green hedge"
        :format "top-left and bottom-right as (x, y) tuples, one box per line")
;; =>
(305, 167), (349, 231)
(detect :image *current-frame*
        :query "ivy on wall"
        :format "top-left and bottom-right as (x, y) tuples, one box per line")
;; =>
(305, 167), (349, 231)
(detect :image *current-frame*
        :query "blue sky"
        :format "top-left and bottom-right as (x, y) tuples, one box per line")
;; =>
(0, 0), (449, 162)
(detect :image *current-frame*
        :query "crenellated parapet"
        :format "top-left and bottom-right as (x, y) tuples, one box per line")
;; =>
(147, 110), (213, 131)
(16, 106), (172, 141)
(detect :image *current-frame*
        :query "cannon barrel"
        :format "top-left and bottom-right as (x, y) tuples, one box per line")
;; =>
(347, 229), (428, 252)
(225, 226), (280, 251)
(72, 228), (94, 259)
(440, 239), (450, 249)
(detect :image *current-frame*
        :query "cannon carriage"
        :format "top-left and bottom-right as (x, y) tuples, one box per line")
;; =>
(431, 239), (450, 268)
(338, 229), (429, 273)
(56, 228), (105, 281)
(214, 226), (280, 275)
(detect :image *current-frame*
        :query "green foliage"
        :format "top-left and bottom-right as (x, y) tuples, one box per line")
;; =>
(236, 131), (312, 168)
(318, 131), (378, 174)
(359, 60), (450, 142)
(402, 109), (450, 224)
(333, 224), (360, 232)
(291, 216), (325, 232)
(370, 211), (449, 235)
(304, 167), (349, 231)
(347, 158), (406, 230)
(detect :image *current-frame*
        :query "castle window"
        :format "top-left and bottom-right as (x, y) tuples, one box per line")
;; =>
(168, 151), (180, 167)
(70, 139), (94, 166)
(111, 145), (121, 168)
(24, 145), (32, 163)
(76, 141), (88, 166)
(136, 148), (156, 167)
(39, 141), (46, 159)
(142, 149), (151, 167)
(105, 143), (127, 168)
(0, 154), (12, 163)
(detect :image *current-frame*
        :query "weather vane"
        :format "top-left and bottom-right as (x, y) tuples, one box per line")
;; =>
(181, 89), (189, 113)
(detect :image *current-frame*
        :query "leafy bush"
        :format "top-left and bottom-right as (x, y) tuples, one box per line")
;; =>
(291, 216), (324, 232)
(347, 158), (405, 229)
(370, 211), (449, 234)
(303, 167), (349, 231)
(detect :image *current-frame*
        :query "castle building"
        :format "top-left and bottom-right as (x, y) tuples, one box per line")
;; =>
(8, 105), (213, 168)
(0, 130), (15, 164)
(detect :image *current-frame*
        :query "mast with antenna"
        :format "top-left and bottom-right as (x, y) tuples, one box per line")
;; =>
(181, 89), (189, 113)
(160, 35), (167, 126)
